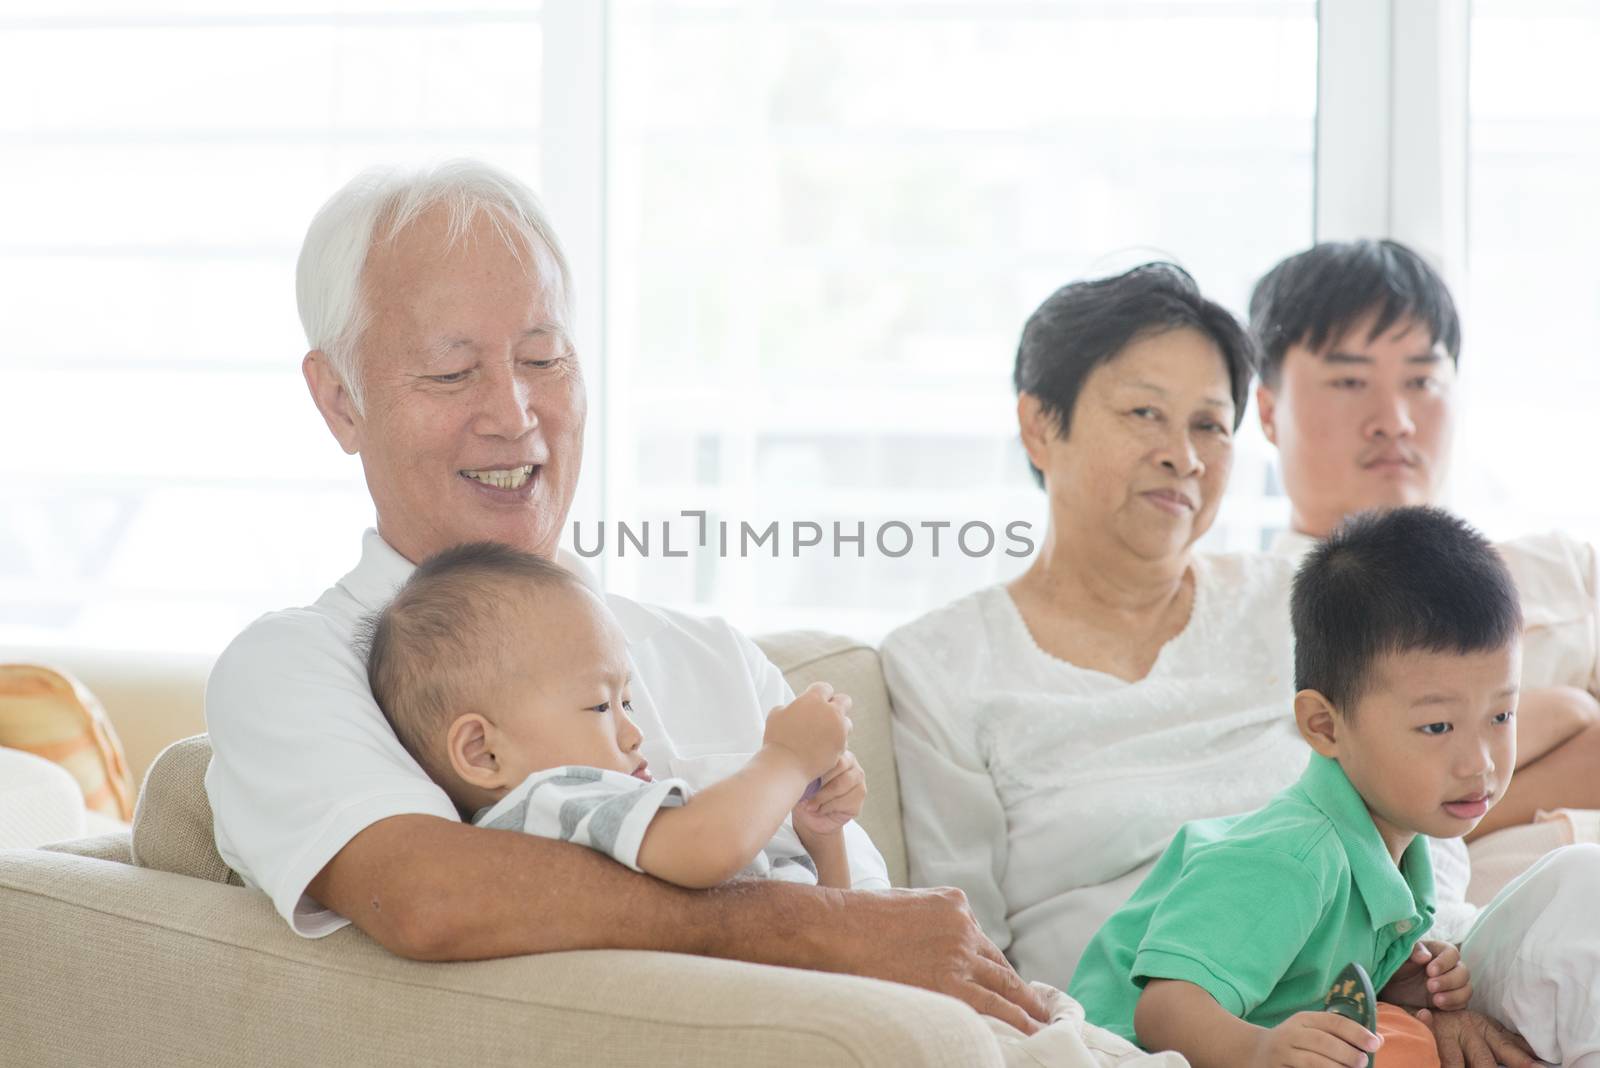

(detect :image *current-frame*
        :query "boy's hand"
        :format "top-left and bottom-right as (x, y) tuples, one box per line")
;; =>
(1382, 940), (1472, 1012)
(763, 682), (852, 779)
(793, 751), (867, 838)
(1252, 1012), (1382, 1068)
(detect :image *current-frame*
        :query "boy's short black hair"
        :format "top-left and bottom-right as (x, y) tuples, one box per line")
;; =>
(358, 542), (582, 782)
(1248, 239), (1461, 387)
(1292, 507), (1521, 715)
(1013, 262), (1256, 487)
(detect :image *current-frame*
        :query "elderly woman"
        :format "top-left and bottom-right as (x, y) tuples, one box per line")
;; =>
(882, 264), (1306, 989)
(883, 264), (1600, 1066)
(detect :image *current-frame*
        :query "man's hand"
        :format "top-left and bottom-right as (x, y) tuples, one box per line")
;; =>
(1382, 940), (1472, 1012)
(793, 751), (866, 838)
(764, 682), (852, 780)
(1249, 1011), (1381, 1068)
(816, 885), (1051, 1035)
(1415, 1008), (1540, 1068)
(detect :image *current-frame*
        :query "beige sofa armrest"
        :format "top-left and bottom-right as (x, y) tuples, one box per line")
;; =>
(0, 849), (1001, 1067)
(40, 829), (132, 864)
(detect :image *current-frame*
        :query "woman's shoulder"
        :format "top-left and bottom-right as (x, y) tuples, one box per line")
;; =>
(881, 585), (1008, 665)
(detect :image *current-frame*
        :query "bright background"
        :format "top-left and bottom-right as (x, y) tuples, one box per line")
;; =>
(1, 0), (1594, 654)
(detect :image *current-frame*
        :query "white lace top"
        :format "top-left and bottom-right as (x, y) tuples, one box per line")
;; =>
(882, 551), (1471, 992)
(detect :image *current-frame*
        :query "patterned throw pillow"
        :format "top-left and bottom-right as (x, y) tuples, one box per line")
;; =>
(0, 664), (134, 821)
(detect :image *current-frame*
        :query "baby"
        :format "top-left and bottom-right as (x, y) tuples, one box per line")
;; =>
(1070, 506), (1523, 1067)
(361, 542), (867, 889)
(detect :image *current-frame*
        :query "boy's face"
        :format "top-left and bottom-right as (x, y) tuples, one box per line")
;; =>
(467, 583), (651, 789)
(1303, 643), (1520, 861)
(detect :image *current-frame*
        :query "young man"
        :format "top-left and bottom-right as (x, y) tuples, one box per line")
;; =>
(1250, 239), (1600, 839)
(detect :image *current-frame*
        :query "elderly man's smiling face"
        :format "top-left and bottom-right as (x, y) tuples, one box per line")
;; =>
(306, 205), (585, 564)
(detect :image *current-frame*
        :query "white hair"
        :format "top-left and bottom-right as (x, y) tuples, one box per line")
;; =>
(295, 159), (571, 412)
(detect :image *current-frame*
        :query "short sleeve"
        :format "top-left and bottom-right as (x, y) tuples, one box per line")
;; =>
(881, 626), (1013, 949)
(204, 612), (461, 938)
(1132, 847), (1325, 1017)
(476, 767), (688, 871)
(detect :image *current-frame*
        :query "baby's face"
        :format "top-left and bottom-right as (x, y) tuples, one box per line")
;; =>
(1336, 642), (1520, 856)
(478, 582), (653, 786)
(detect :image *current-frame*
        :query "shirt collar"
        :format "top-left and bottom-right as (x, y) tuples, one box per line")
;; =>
(337, 527), (606, 612)
(1296, 753), (1436, 932)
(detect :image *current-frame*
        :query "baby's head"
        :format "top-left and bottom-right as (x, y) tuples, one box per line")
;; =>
(1291, 506), (1522, 847)
(363, 542), (649, 816)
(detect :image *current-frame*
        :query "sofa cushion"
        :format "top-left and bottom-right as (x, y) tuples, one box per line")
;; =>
(131, 736), (240, 885)
(0, 663), (135, 820)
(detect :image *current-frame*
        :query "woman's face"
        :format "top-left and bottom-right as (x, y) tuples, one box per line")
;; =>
(1021, 327), (1237, 566)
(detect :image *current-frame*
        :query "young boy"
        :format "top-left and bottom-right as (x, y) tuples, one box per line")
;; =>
(1068, 506), (1523, 1067)
(361, 542), (869, 890)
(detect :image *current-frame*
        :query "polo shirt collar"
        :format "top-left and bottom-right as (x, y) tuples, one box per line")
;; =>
(337, 527), (607, 612)
(1297, 754), (1436, 933)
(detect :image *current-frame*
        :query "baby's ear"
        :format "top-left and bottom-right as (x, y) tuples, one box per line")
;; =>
(1294, 689), (1342, 757)
(446, 713), (504, 789)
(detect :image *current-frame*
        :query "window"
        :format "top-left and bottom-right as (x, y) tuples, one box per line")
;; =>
(7, 2), (1588, 654)
(1457, 0), (1600, 544)
(601, 0), (1315, 638)
(0, 3), (544, 651)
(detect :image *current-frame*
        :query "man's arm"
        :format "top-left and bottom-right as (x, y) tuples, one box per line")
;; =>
(307, 814), (1052, 1033)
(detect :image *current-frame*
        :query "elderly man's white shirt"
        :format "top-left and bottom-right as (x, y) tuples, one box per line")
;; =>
(204, 529), (888, 937)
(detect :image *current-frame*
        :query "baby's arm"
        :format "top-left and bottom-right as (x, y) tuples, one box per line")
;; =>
(792, 751), (867, 888)
(1136, 981), (1380, 1068)
(635, 683), (850, 889)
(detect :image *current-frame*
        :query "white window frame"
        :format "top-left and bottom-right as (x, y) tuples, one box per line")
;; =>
(1315, 0), (1471, 287)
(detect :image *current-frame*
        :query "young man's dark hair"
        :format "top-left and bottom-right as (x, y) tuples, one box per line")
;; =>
(1248, 239), (1461, 387)
(1291, 506), (1521, 714)
(1013, 262), (1256, 487)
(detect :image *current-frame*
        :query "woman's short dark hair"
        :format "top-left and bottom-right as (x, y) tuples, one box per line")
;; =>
(1248, 238), (1461, 387)
(1292, 506), (1521, 716)
(1012, 262), (1256, 487)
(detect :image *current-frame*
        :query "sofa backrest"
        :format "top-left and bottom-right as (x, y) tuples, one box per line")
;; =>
(132, 629), (909, 888)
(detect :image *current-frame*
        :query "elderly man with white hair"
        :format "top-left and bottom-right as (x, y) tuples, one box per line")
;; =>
(202, 159), (1052, 1036)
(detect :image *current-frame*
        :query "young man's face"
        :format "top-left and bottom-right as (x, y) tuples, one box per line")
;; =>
(1324, 644), (1520, 860)
(1258, 313), (1456, 538)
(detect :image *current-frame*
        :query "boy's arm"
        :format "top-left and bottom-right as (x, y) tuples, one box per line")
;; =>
(636, 746), (812, 888)
(1136, 981), (1381, 1068)
(1136, 980), (1265, 1066)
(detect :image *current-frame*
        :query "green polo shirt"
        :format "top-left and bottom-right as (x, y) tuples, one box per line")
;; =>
(1066, 754), (1435, 1044)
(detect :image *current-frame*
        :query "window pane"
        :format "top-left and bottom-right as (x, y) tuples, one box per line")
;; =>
(1458, 0), (1600, 543)
(0, 5), (543, 653)
(603, 0), (1316, 638)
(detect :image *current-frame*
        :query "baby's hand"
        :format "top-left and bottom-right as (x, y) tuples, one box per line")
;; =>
(1384, 940), (1471, 1013)
(1251, 1011), (1380, 1068)
(793, 751), (867, 838)
(763, 682), (851, 779)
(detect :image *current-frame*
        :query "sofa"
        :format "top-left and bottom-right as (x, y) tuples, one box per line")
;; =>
(2, 633), (1579, 1066)
(0, 632), (1013, 1067)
